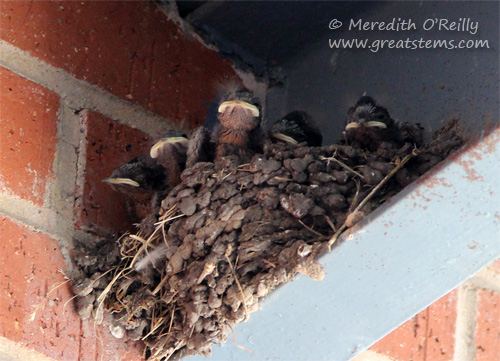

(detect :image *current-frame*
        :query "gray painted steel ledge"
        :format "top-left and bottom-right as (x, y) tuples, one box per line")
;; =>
(187, 127), (500, 361)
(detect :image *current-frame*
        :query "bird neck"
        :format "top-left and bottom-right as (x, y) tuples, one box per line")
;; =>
(219, 127), (250, 147)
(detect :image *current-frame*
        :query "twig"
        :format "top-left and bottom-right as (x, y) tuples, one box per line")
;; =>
(324, 215), (337, 233)
(225, 247), (249, 322)
(348, 179), (362, 213)
(320, 155), (365, 179)
(298, 220), (325, 237)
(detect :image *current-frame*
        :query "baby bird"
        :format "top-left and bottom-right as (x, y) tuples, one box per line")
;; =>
(150, 130), (189, 187)
(186, 126), (216, 168)
(214, 90), (262, 164)
(102, 155), (167, 222)
(269, 111), (322, 146)
(344, 96), (402, 150)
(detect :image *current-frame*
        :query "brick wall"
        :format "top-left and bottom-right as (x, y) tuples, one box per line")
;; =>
(353, 261), (500, 361)
(0, 2), (498, 361)
(0, 1), (241, 360)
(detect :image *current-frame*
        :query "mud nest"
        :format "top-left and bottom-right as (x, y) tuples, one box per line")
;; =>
(71, 119), (464, 360)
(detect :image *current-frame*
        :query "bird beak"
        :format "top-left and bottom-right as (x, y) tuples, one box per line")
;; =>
(150, 137), (189, 158)
(364, 121), (387, 128)
(102, 177), (140, 187)
(345, 121), (387, 130)
(345, 122), (360, 131)
(218, 100), (260, 117)
(271, 132), (299, 145)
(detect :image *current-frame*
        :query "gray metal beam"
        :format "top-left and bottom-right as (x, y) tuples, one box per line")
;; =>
(187, 127), (500, 361)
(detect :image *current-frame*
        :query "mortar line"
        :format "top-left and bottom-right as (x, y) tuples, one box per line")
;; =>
(73, 108), (89, 237)
(453, 282), (477, 361)
(0, 336), (58, 361)
(469, 266), (500, 294)
(0, 203), (73, 248)
(44, 102), (85, 271)
(0, 40), (172, 137)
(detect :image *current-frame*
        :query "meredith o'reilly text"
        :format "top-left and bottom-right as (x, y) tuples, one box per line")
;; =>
(349, 18), (478, 35)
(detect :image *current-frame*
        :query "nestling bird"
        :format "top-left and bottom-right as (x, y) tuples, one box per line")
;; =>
(344, 96), (402, 149)
(102, 155), (167, 222)
(214, 90), (262, 163)
(150, 130), (189, 187)
(186, 126), (216, 168)
(269, 111), (322, 146)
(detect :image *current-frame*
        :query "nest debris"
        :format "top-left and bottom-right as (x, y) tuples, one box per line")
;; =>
(71, 119), (464, 360)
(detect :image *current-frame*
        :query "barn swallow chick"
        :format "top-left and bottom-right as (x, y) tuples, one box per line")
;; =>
(269, 111), (322, 146)
(185, 126), (216, 168)
(215, 90), (262, 163)
(150, 130), (189, 187)
(102, 155), (167, 221)
(345, 96), (402, 149)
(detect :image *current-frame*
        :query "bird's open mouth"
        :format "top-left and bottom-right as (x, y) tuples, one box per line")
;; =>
(345, 121), (387, 130)
(218, 100), (260, 117)
(150, 137), (189, 158)
(102, 177), (140, 187)
(270, 132), (299, 145)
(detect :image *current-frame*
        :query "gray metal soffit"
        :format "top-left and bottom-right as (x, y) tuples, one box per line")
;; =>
(176, 1), (379, 82)
(187, 128), (500, 360)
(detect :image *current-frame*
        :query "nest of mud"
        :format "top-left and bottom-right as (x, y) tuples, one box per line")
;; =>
(71, 119), (464, 360)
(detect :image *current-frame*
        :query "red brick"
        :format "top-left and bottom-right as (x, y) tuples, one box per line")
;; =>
(425, 290), (457, 360)
(0, 67), (59, 206)
(489, 258), (500, 272)
(371, 290), (457, 361)
(0, 216), (144, 361)
(77, 111), (153, 234)
(476, 289), (500, 361)
(0, 1), (239, 127)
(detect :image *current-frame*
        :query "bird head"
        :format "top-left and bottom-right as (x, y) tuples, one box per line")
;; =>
(150, 130), (189, 160)
(102, 156), (167, 196)
(344, 96), (401, 148)
(346, 96), (394, 130)
(217, 91), (261, 132)
(270, 111), (322, 146)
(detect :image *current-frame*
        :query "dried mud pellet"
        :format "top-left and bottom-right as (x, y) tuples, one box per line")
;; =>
(280, 193), (315, 218)
(309, 205), (325, 216)
(256, 187), (280, 209)
(109, 323), (126, 339)
(179, 197), (197, 216)
(309, 172), (336, 183)
(324, 193), (347, 210)
(292, 171), (307, 183)
(361, 166), (384, 185)
(250, 158), (281, 173)
(288, 157), (308, 172)
(307, 160), (325, 173)
(331, 170), (350, 184)
(368, 161), (395, 175)
(285, 182), (307, 194)
(395, 168), (418, 188)
(76, 294), (95, 320)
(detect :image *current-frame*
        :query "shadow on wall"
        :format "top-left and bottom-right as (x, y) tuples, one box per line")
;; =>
(280, 1), (499, 145)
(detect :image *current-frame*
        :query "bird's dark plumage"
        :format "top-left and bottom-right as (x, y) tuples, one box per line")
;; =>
(103, 155), (167, 221)
(150, 130), (189, 187)
(186, 126), (216, 168)
(269, 111), (322, 146)
(344, 96), (403, 149)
